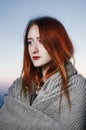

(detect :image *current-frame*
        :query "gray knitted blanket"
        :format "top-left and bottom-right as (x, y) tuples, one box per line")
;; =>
(0, 62), (86, 130)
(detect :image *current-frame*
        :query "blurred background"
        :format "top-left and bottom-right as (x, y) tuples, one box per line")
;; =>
(0, 0), (86, 106)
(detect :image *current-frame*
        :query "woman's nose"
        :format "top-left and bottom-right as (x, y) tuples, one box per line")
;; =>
(32, 45), (39, 53)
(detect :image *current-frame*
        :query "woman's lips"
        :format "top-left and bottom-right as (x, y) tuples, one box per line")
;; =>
(32, 56), (40, 60)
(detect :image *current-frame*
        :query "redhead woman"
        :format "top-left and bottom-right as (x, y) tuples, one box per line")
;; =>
(0, 16), (86, 130)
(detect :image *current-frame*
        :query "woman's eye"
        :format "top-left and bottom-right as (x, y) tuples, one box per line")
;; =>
(38, 39), (42, 44)
(27, 41), (32, 45)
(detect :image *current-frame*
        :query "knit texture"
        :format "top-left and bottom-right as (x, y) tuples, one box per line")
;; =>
(0, 62), (86, 130)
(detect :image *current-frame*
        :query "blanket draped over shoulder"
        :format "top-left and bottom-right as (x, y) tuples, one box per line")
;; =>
(0, 62), (86, 130)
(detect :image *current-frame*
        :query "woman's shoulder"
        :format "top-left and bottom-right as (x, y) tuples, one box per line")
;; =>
(70, 72), (86, 89)
(68, 71), (86, 98)
(66, 62), (86, 89)
(8, 77), (22, 98)
(69, 73), (86, 108)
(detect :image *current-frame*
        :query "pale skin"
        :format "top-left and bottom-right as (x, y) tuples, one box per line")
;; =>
(27, 25), (52, 79)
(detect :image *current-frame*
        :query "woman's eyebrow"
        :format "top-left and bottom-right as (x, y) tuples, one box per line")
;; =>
(37, 37), (40, 40)
(27, 37), (40, 40)
(27, 37), (33, 41)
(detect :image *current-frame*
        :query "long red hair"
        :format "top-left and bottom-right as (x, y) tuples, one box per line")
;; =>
(22, 16), (74, 108)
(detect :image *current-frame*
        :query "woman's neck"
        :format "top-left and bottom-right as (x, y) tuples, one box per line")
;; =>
(42, 67), (49, 82)
(41, 61), (53, 81)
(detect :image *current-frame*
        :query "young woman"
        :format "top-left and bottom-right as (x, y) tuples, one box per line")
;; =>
(0, 16), (86, 130)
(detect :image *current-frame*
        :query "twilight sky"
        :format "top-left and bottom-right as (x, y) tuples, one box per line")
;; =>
(0, 0), (86, 92)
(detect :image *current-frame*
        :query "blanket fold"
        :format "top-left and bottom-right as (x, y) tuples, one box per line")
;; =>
(0, 96), (69, 130)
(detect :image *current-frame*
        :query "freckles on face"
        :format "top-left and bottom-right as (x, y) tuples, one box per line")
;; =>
(27, 25), (52, 68)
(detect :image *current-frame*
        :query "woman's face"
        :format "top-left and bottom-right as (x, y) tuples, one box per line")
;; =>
(27, 25), (52, 68)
